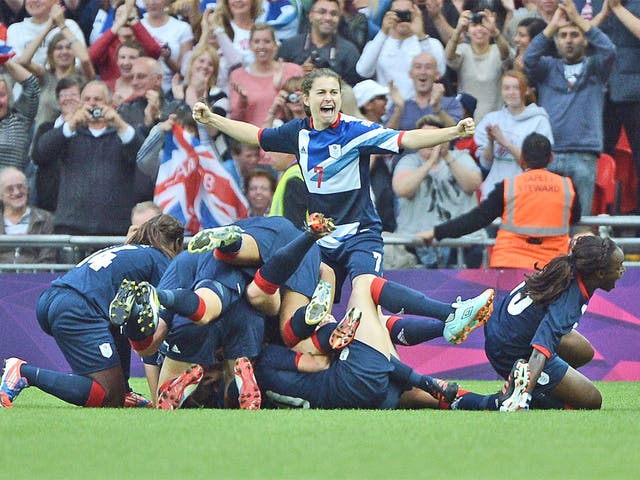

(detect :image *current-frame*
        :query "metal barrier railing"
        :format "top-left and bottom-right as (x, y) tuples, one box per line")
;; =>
(1, 215), (639, 272)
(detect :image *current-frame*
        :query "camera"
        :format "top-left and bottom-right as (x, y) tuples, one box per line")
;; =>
(89, 107), (102, 119)
(286, 93), (301, 103)
(470, 12), (484, 24)
(395, 10), (412, 23)
(310, 50), (332, 69)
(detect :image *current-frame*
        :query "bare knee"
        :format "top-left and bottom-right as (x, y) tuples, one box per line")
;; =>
(246, 282), (280, 316)
(103, 387), (125, 407)
(558, 331), (595, 368)
(89, 369), (126, 407)
(567, 384), (602, 410)
(582, 388), (602, 410)
(351, 274), (376, 293)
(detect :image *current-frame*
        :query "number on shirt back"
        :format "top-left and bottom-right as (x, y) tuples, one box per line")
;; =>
(372, 251), (383, 273)
(507, 281), (533, 315)
(77, 245), (138, 271)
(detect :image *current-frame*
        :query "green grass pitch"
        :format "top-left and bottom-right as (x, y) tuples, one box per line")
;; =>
(2, 380), (640, 480)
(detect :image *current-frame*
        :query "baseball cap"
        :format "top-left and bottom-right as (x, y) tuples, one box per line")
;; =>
(353, 79), (390, 108)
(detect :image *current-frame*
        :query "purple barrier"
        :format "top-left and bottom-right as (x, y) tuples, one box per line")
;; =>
(1, 270), (639, 380)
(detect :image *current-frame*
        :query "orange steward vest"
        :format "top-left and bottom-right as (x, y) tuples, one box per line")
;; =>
(490, 169), (575, 269)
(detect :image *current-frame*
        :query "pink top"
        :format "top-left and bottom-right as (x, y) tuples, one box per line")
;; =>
(229, 62), (304, 127)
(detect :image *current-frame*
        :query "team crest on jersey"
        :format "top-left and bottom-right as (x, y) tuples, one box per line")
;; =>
(99, 343), (113, 358)
(328, 144), (341, 158)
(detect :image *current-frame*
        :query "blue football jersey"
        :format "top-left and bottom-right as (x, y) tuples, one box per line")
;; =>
(52, 244), (171, 319)
(487, 280), (590, 359)
(259, 114), (403, 247)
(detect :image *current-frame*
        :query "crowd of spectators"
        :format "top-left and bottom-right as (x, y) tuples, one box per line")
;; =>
(0, 0), (639, 268)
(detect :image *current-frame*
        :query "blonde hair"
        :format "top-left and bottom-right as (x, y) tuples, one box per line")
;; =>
(249, 22), (276, 42)
(185, 44), (219, 92)
(46, 33), (78, 76)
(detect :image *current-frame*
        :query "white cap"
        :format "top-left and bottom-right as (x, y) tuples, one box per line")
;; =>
(352, 79), (390, 108)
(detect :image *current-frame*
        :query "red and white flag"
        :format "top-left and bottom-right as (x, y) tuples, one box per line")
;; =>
(154, 124), (248, 234)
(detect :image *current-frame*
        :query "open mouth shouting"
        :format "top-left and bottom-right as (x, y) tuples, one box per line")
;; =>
(319, 103), (336, 120)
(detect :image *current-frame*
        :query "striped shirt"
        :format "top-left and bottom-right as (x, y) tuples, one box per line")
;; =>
(0, 75), (39, 170)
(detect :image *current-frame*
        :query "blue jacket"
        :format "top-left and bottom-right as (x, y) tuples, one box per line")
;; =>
(592, 0), (640, 102)
(524, 27), (616, 153)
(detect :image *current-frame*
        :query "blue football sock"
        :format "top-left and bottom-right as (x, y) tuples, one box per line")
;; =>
(530, 393), (565, 409)
(258, 232), (317, 287)
(388, 356), (440, 394)
(452, 392), (499, 411)
(156, 288), (201, 317)
(289, 307), (316, 341)
(387, 316), (444, 345)
(312, 323), (334, 353)
(217, 235), (243, 254)
(373, 278), (452, 319)
(21, 364), (97, 406)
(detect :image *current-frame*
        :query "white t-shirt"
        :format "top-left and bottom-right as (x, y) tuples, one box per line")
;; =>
(142, 15), (194, 92)
(447, 43), (503, 123)
(394, 149), (485, 243)
(231, 20), (253, 66)
(357, 32), (446, 101)
(7, 17), (87, 67)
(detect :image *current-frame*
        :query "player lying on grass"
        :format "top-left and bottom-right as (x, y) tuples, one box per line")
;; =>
(0, 215), (184, 408)
(452, 234), (626, 411)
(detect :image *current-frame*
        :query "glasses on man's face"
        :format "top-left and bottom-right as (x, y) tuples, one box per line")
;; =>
(58, 91), (80, 100)
(312, 8), (340, 17)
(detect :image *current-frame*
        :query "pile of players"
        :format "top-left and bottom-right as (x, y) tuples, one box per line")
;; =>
(1, 210), (623, 412)
(1, 66), (625, 412)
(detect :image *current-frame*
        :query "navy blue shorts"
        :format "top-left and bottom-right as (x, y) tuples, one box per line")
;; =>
(36, 287), (121, 375)
(256, 340), (393, 409)
(485, 342), (569, 395)
(319, 230), (384, 301)
(163, 315), (223, 365)
(218, 299), (265, 360)
(164, 299), (265, 365)
(283, 244), (322, 299)
(242, 216), (301, 261)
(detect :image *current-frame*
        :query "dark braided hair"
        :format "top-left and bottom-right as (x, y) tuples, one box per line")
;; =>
(126, 214), (184, 259)
(523, 235), (618, 305)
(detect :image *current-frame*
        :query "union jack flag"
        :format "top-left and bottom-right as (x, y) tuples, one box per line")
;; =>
(0, 44), (15, 62)
(154, 125), (248, 234)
